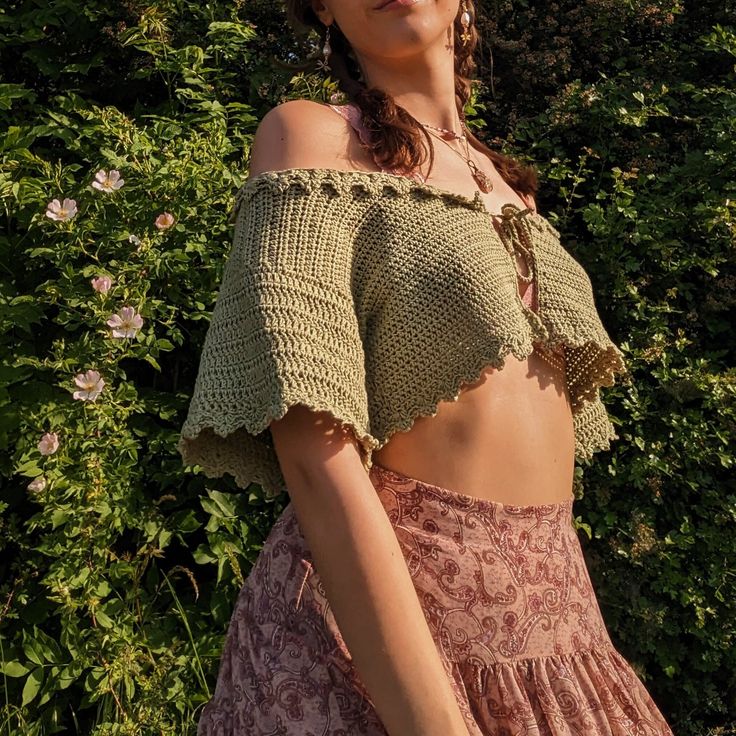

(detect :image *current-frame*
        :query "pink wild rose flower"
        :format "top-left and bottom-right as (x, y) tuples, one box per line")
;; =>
(154, 212), (175, 230)
(91, 168), (125, 193)
(27, 476), (48, 493)
(73, 369), (105, 401)
(91, 275), (113, 294)
(45, 198), (78, 221)
(106, 306), (144, 338)
(38, 431), (59, 455)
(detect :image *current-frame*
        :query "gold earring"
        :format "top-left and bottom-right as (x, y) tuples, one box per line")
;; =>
(460, 0), (471, 46)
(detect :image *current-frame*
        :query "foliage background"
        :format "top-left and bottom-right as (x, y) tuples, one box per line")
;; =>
(1, 0), (734, 733)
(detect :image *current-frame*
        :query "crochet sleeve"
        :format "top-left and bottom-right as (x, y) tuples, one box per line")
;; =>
(176, 173), (378, 498)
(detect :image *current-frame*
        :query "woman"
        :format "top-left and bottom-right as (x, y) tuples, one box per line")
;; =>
(178, 0), (676, 734)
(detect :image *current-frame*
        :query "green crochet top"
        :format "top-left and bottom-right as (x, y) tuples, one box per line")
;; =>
(177, 167), (629, 498)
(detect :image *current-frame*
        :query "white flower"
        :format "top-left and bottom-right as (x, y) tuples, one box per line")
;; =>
(45, 198), (78, 221)
(72, 369), (105, 401)
(91, 275), (113, 294)
(106, 305), (144, 338)
(128, 234), (141, 246)
(38, 431), (60, 455)
(91, 169), (125, 193)
(27, 476), (48, 493)
(154, 212), (175, 230)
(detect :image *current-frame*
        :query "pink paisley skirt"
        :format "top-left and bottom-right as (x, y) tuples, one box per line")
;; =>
(197, 461), (675, 735)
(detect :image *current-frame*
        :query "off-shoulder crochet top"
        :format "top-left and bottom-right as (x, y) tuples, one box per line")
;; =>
(177, 122), (629, 498)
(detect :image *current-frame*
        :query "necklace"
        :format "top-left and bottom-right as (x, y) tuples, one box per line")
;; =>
(420, 120), (466, 140)
(416, 116), (494, 193)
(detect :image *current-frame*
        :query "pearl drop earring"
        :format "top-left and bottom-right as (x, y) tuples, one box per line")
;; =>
(460, 0), (471, 46)
(319, 24), (332, 73)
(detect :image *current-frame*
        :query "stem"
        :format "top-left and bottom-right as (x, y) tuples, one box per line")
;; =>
(161, 571), (210, 697)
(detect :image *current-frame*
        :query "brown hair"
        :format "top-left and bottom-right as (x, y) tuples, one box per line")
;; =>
(282, 0), (539, 200)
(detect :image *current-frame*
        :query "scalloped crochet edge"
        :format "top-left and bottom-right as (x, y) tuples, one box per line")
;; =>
(228, 166), (552, 226)
(370, 338), (536, 450)
(573, 412), (618, 462)
(365, 334), (628, 465)
(178, 331), (630, 497)
(177, 397), (380, 498)
(563, 339), (631, 410)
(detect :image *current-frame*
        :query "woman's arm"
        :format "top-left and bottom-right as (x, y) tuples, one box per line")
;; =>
(249, 101), (472, 736)
(271, 404), (472, 736)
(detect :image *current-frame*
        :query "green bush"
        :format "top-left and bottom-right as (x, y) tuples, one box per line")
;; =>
(1, 0), (733, 733)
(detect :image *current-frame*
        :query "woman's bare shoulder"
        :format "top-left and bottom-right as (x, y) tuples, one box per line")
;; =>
(247, 99), (361, 177)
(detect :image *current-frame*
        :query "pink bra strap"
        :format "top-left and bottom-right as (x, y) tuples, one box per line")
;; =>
(521, 281), (534, 310)
(328, 103), (376, 151)
(328, 103), (424, 180)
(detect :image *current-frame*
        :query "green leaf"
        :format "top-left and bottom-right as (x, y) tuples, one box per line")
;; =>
(22, 633), (46, 666)
(31, 626), (63, 664)
(58, 663), (81, 690)
(143, 353), (162, 371)
(95, 609), (114, 628)
(0, 661), (31, 677)
(21, 667), (44, 706)
(51, 508), (69, 528)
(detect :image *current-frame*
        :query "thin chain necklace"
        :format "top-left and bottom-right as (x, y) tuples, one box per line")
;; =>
(416, 117), (494, 193)
(420, 119), (466, 140)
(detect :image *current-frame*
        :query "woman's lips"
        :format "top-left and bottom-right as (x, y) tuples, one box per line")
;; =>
(375, 0), (419, 10)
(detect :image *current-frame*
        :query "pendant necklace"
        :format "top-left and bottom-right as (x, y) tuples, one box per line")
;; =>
(417, 117), (494, 193)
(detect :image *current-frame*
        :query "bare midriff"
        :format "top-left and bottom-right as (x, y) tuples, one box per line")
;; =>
(371, 188), (576, 506)
(372, 350), (576, 506)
